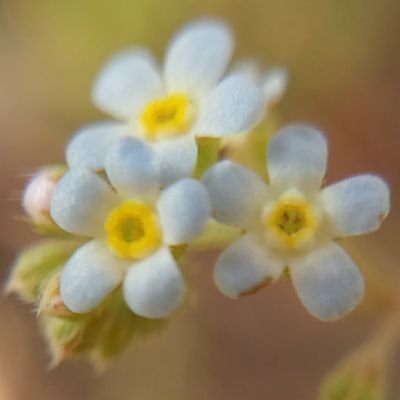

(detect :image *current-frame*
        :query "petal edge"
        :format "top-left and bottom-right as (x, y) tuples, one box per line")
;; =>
(290, 241), (364, 321)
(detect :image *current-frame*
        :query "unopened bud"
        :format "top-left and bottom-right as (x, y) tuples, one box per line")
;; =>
(22, 165), (66, 232)
(7, 240), (79, 303)
(38, 271), (75, 317)
(41, 314), (95, 367)
(39, 287), (167, 368)
(318, 333), (391, 400)
(90, 289), (166, 368)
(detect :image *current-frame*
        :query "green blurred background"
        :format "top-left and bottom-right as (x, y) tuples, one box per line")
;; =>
(0, 0), (399, 399)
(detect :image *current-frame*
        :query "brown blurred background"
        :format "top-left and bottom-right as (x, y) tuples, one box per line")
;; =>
(0, 0), (399, 399)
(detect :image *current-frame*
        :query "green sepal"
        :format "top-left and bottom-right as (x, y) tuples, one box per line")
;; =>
(41, 313), (97, 367)
(191, 219), (241, 250)
(193, 137), (220, 178)
(170, 244), (188, 261)
(90, 289), (167, 368)
(221, 115), (281, 177)
(39, 286), (167, 368)
(38, 270), (77, 317)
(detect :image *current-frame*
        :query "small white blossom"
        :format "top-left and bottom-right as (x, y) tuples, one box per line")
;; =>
(67, 18), (266, 187)
(51, 137), (210, 318)
(203, 124), (390, 321)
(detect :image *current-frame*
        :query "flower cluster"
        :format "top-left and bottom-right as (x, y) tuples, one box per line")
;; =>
(8, 18), (390, 366)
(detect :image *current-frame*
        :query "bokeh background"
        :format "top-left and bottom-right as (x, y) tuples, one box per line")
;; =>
(0, 0), (399, 399)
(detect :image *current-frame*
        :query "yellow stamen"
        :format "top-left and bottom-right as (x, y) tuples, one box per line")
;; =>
(264, 196), (317, 250)
(105, 201), (161, 259)
(140, 93), (194, 139)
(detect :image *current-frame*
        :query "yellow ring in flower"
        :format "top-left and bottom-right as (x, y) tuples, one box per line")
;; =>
(264, 197), (317, 249)
(105, 201), (161, 259)
(140, 93), (194, 139)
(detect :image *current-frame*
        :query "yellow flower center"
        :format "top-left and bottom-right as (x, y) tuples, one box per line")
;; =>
(105, 201), (161, 259)
(264, 196), (318, 250)
(275, 204), (308, 235)
(140, 93), (194, 139)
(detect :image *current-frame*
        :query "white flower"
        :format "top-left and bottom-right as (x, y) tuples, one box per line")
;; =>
(50, 137), (210, 318)
(203, 124), (390, 321)
(67, 18), (266, 187)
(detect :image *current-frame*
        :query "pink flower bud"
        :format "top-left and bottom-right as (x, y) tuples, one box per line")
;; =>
(22, 165), (66, 229)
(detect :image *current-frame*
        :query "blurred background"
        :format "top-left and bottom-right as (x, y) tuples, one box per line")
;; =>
(0, 0), (399, 399)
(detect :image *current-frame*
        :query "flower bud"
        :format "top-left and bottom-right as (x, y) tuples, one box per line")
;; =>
(319, 333), (391, 400)
(90, 289), (166, 368)
(40, 314), (96, 367)
(22, 165), (66, 232)
(6, 239), (79, 303)
(38, 286), (167, 367)
(38, 271), (76, 317)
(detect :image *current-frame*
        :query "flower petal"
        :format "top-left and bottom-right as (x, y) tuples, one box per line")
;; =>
(92, 48), (164, 120)
(228, 58), (262, 84)
(164, 18), (233, 96)
(267, 124), (328, 193)
(157, 179), (210, 245)
(66, 121), (129, 171)
(195, 75), (266, 137)
(105, 136), (160, 201)
(262, 67), (288, 105)
(51, 169), (118, 236)
(152, 135), (197, 187)
(123, 247), (185, 318)
(202, 160), (269, 229)
(214, 234), (284, 298)
(320, 175), (390, 237)
(290, 241), (364, 321)
(60, 240), (125, 313)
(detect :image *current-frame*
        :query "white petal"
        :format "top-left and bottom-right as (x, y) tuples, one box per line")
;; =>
(164, 18), (233, 96)
(92, 48), (164, 120)
(202, 160), (269, 229)
(290, 241), (364, 321)
(267, 124), (328, 193)
(60, 240), (125, 313)
(228, 58), (263, 84)
(157, 179), (210, 245)
(152, 135), (197, 187)
(214, 234), (284, 298)
(320, 175), (390, 237)
(105, 136), (160, 201)
(123, 247), (185, 318)
(51, 169), (118, 236)
(195, 75), (266, 137)
(66, 121), (129, 171)
(263, 67), (288, 104)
